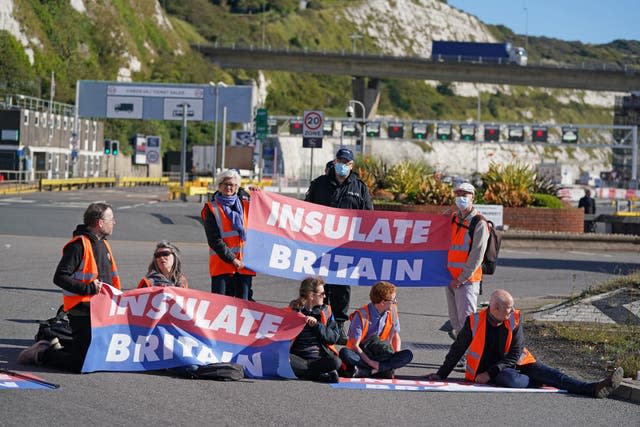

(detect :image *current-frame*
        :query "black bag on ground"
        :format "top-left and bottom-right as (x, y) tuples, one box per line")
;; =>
(360, 335), (394, 362)
(193, 363), (244, 381)
(35, 305), (73, 349)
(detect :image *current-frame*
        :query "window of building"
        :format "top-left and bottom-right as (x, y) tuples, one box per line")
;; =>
(34, 113), (40, 127)
(23, 111), (29, 125)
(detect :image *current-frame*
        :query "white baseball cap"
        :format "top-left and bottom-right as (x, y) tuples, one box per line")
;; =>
(455, 182), (476, 194)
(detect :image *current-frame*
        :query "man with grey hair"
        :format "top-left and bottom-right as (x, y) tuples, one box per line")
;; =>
(425, 289), (624, 398)
(446, 182), (488, 341)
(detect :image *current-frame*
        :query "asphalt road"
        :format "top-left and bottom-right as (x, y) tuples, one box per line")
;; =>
(1, 188), (638, 426)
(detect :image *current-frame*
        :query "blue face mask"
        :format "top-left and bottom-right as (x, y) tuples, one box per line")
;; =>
(455, 196), (472, 211)
(335, 162), (350, 177)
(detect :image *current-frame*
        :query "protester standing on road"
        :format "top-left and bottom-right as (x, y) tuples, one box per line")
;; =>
(137, 241), (188, 288)
(18, 202), (121, 372)
(288, 277), (342, 383)
(339, 281), (413, 379)
(447, 182), (488, 340)
(202, 169), (255, 300)
(425, 289), (624, 398)
(305, 148), (373, 344)
(578, 189), (596, 214)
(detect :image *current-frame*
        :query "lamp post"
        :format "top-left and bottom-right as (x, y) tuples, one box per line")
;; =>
(524, 7), (529, 51)
(348, 99), (366, 156)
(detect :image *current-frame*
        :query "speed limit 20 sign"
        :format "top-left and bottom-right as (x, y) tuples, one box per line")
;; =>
(303, 110), (324, 138)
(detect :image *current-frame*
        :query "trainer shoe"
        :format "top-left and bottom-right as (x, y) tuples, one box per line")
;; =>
(594, 367), (624, 398)
(49, 337), (63, 351)
(317, 370), (340, 383)
(17, 340), (51, 365)
(353, 366), (371, 378)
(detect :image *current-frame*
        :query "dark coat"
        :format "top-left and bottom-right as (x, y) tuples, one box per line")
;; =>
(305, 170), (373, 211)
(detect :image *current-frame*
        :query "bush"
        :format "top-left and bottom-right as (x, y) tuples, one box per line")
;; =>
(531, 193), (563, 208)
(386, 160), (433, 202)
(481, 162), (535, 207)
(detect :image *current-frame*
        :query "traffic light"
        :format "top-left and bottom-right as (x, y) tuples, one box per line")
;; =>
(342, 121), (357, 137)
(412, 122), (428, 139)
(387, 122), (404, 139)
(484, 125), (500, 142)
(366, 121), (381, 137)
(111, 140), (119, 156)
(323, 120), (334, 136)
(289, 119), (303, 135)
(561, 126), (578, 144)
(531, 126), (548, 142)
(436, 123), (452, 140)
(268, 118), (278, 135)
(508, 125), (525, 142)
(460, 124), (476, 141)
(104, 139), (112, 155)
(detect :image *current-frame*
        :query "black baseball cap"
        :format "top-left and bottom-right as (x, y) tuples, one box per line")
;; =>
(335, 148), (354, 162)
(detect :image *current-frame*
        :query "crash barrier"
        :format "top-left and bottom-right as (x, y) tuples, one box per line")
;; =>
(38, 176), (170, 192)
(0, 182), (39, 195)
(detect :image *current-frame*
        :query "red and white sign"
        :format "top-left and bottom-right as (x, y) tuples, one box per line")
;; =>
(303, 110), (324, 138)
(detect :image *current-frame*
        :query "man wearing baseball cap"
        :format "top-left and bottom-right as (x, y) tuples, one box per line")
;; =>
(305, 147), (373, 344)
(447, 182), (489, 345)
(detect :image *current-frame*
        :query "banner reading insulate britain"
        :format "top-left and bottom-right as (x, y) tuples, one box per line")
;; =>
(244, 191), (451, 287)
(81, 286), (306, 378)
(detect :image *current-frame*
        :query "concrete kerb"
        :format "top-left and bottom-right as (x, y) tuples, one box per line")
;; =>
(502, 230), (640, 252)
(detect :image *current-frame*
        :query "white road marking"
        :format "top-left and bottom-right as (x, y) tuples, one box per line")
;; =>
(0, 198), (36, 203)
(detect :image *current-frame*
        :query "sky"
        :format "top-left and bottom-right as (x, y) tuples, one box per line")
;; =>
(447, 0), (640, 44)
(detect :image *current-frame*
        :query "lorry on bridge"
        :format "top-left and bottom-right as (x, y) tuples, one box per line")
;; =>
(432, 41), (528, 66)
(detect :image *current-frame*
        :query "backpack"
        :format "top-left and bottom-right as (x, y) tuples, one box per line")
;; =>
(35, 305), (73, 349)
(193, 363), (245, 381)
(467, 214), (502, 275)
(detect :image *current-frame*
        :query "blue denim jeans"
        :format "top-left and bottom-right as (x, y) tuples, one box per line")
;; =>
(493, 362), (596, 396)
(211, 274), (253, 300)
(339, 347), (413, 373)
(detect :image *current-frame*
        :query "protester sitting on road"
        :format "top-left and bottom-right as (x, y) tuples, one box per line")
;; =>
(137, 241), (188, 288)
(18, 203), (121, 372)
(288, 277), (341, 383)
(202, 169), (255, 300)
(425, 289), (624, 398)
(339, 281), (413, 379)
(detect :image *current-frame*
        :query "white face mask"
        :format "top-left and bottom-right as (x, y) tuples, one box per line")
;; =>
(455, 196), (472, 211)
(335, 162), (350, 177)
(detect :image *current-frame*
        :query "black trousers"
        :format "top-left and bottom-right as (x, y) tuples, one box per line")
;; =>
(289, 353), (341, 380)
(325, 284), (351, 324)
(42, 312), (91, 373)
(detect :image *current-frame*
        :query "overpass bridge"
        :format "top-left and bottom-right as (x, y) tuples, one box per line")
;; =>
(194, 44), (640, 118)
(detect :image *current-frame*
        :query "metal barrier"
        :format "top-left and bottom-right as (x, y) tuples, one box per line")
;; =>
(39, 177), (117, 191)
(119, 176), (170, 187)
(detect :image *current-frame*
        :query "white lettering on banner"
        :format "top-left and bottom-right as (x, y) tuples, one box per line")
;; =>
(108, 293), (283, 338)
(105, 333), (235, 364)
(265, 201), (431, 244)
(236, 353), (263, 377)
(268, 244), (423, 281)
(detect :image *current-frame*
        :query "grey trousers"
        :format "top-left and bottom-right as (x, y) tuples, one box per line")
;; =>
(445, 281), (480, 333)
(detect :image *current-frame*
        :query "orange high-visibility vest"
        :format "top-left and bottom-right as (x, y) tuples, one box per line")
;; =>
(62, 235), (121, 311)
(465, 308), (536, 382)
(346, 304), (397, 350)
(201, 200), (255, 277)
(447, 214), (483, 283)
(137, 276), (188, 288)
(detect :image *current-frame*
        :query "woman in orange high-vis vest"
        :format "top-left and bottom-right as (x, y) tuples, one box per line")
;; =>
(339, 281), (413, 379)
(202, 169), (255, 300)
(18, 203), (121, 373)
(288, 277), (341, 383)
(137, 241), (188, 289)
(425, 289), (624, 398)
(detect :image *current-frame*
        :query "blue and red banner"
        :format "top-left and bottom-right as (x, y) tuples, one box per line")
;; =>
(331, 378), (563, 393)
(244, 191), (451, 286)
(0, 370), (59, 390)
(82, 286), (306, 378)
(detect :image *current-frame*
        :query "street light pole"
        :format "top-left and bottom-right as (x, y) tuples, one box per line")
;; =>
(210, 81), (227, 177)
(524, 7), (529, 51)
(348, 99), (366, 156)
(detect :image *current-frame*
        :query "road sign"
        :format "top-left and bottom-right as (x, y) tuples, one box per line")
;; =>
(145, 136), (161, 164)
(303, 137), (323, 148)
(303, 110), (324, 138)
(256, 108), (268, 139)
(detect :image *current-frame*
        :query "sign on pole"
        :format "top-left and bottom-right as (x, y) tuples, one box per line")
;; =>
(146, 136), (161, 164)
(256, 108), (268, 140)
(302, 110), (324, 148)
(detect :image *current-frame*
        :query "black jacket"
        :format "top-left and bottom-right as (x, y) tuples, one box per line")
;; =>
(290, 304), (340, 360)
(305, 170), (373, 210)
(437, 313), (525, 380)
(53, 224), (115, 297)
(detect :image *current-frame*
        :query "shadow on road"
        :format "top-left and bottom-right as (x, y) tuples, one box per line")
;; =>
(0, 285), (59, 293)
(498, 258), (640, 275)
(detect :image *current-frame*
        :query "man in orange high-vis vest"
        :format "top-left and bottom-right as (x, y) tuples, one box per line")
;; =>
(426, 289), (624, 398)
(446, 182), (488, 340)
(339, 281), (413, 379)
(18, 203), (121, 372)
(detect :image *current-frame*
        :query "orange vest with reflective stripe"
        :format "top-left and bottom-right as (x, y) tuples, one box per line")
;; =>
(465, 308), (537, 381)
(62, 235), (121, 311)
(346, 304), (397, 350)
(202, 200), (255, 277)
(137, 276), (188, 289)
(447, 214), (483, 283)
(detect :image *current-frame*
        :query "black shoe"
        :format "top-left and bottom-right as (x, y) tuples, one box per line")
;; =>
(353, 366), (371, 378)
(317, 370), (340, 383)
(453, 360), (466, 373)
(594, 367), (624, 398)
(373, 369), (395, 379)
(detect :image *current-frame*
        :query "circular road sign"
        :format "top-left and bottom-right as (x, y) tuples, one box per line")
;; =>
(146, 150), (160, 163)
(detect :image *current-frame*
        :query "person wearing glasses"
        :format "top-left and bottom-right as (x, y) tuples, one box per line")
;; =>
(137, 241), (188, 288)
(202, 169), (255, 300)
(288, 277), (341, 383)
(19, 203), (121, 371)
(339, 281), (413, 379)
